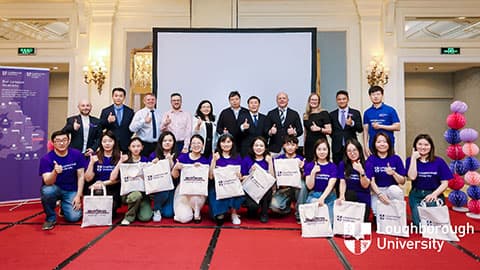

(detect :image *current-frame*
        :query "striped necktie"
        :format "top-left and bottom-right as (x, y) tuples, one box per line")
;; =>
(280, 109), (285, 126)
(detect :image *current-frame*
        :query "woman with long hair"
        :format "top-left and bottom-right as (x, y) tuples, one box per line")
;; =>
(303, 92), (331, 161)
(192, 100), (217, 158)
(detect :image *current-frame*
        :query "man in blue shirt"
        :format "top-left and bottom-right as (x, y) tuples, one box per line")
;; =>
(363, 85), (400, 157)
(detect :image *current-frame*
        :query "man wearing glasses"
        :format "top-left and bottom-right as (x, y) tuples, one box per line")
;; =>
(39, 130), (86, 230)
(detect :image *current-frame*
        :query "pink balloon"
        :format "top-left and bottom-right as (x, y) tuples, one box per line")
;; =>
(446, 113), (466, 129)
(462, 142), (479, 157)
(465, 171), (480, 186)
(448, 174), (465, 190)
(447, 144), (466, 160)
(467, 200), (480, 214)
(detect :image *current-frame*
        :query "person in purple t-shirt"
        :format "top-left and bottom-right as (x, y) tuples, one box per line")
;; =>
(172, 134), (210, 223)
(148, 131), (178, 222)
(39, 130), (86, 230)
(84, 131), (122, 218)
(338, 138), (371, 222)
(304, 138), (337, 222)
(366, 132), (406, 217)
(406, 134), (452, 226)
(208, 134), (244, 225)
(110, 137), (151, 226)
(241, 136), (274, 223)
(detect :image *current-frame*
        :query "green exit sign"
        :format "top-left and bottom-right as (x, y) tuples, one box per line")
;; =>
(17, 47), (36, 56)
(441, 47), (460, 55)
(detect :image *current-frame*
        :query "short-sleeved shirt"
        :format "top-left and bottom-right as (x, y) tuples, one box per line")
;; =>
(216, 155), (242, 167)
(338, 161), (371, 206)
(39, 148), (86, 191)
(92, 156), (116, 181)
(177, 152), (210, 165)
(241, 156), (269, 176)
(366, 154), (406, 187)
(406, 156), (453, 190)
(304, 161), (337, 192)
(363, 103), (400, 148)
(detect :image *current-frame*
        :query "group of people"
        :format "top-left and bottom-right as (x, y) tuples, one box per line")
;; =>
(39, 86), (452, 232)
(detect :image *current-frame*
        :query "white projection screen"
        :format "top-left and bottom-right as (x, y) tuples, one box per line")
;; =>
(153, 28), (317, 135)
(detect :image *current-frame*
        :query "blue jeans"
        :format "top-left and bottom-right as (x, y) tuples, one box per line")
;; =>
(408, 188), (445, 226)
(306, 191), (336, 223)
(40, 185), (82, 223)
(151, 190), (174, 218)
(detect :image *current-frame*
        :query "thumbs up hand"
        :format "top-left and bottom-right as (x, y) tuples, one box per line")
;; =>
(164, 114), (172, 126)
(223, 127), (229, 134)
(385, 162), (395, 176)
(53, 160), (63, 174)
(145, 112), (152, 123)
(107, 112), (116, 123)
(73, 118), (81, 131)
(242, 118), (250, 130)
(346, 114), (353, 126)
(287, 125), (296, 135)
(310, 121), (321, 132)
(269, 124), (277, 135)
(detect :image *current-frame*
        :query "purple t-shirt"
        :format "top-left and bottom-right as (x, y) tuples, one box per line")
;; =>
(39, 148), (86, 191)
(406, 156), (453, 190)
(304, 161), (337, 192)
(178, 152), (210, 165)
(338, 161), (371, 206)
(366, 154), (405, 187)
(92, 156), (116, 181)
(216, 155), (243, 167)
(241, 156), (269, 176)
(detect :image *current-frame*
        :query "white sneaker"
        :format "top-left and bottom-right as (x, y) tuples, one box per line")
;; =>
(121, 218), (130, 225)
(153, 210), (162, 222)
(231, 213), (241, 225)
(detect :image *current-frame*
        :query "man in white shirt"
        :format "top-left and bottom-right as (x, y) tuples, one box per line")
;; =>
(129, 93), (162, 156)
(160, 93), (192, 153)
(62, 99), (102, 156)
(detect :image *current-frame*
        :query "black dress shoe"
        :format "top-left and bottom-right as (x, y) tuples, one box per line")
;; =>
(260, 214), (269, 223)
(193, 217), (202, 224)
(215, 214), (225, 226)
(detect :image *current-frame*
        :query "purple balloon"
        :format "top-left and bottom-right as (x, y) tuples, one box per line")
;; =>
(448, 190), (468, 207)
(463, 157), (480, 171)
(460, 128), (478, 142)
(450, 160), (468, 175)
(450, 100), (468, 113)
(444, 129), (461, 144)
(467, 186), (480, 200)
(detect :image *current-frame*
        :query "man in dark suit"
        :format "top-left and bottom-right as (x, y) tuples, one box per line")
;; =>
(216, 91), (249, 149)
(62, 99), (102, 156)
(99, 88), (134, 153)
(237, 96), (268, 156)
(329, 90), (363, 164)
(265, 92), (303, 154)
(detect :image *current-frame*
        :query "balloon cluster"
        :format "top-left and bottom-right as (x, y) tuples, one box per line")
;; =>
(445, 101), (468, 210)
(461, 128), (480, 217)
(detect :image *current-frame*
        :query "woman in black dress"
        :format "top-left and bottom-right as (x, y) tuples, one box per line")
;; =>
(303, 92), (331, 161)
(193, 100), (217, 158)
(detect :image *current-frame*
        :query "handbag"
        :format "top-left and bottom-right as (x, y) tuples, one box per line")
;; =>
(418, 199), (459, 241)
(299, 203), (333, 237)
(242, 163), (276, 204)
(376, 199), (409, 237)
(178, 164), (209, 196)
(213, 165), (244, 200)
(120, 163), (145, 196)
(143, 160), (174, 194)
(274, 158), (302, 188)
(81, 185), (113, 228)
(333, 200), (366, 235)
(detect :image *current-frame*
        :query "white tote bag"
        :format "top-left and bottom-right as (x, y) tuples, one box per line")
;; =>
(274, 158), (302, 188)
(143, 160), (174, 194)
(214, 165), (245, 200)
(120, 163), (145, 196)
(333, 200), (366, 235)
(242, 163), (276, 204)
(418, 199), (459, 241)
(376, 199), (409, 237)
(299, 203), (333, 238)
(178, 164), (209, 196)
(81, 186), (113, 228)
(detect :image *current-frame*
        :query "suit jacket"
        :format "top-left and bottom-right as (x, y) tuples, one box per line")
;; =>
(264, 107), (303, 153)
(237, 111), (268, 157)
(62, 115), (102, 153)
(329, 107), (363, 154)
(100, 104), (134, 152)
(216, 107), (249, 142)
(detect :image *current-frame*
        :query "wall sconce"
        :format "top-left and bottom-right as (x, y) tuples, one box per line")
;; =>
(83, 60), (107, 93)
(367, 56), (389, 86)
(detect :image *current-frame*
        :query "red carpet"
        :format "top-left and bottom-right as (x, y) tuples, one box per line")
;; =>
(64, 227), (213, 270)
(209, 229), (343, 270)
(0, 201), (43, 223)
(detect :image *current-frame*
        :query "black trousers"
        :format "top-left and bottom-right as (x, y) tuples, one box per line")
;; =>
(244, 188), (273, 217)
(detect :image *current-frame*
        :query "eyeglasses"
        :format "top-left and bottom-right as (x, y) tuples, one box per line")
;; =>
(53, 138), (68, 144)
(346, 148), (358, 154)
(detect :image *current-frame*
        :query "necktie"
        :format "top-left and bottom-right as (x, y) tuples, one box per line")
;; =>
(253, 115), (258, 127)
(116, 108), (123, 126)
(340, 110), (346, 128)
(280, 109), (285, 126)
(151, 110), (157, 139)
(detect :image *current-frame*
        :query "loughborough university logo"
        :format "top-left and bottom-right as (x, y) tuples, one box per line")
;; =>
(343, 222), (372, 255)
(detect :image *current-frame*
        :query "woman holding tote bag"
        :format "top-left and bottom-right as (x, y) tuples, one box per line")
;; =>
(172, 134), (210, 223)
(406, 134), (452, 226)
(208, 134), (244, 226)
